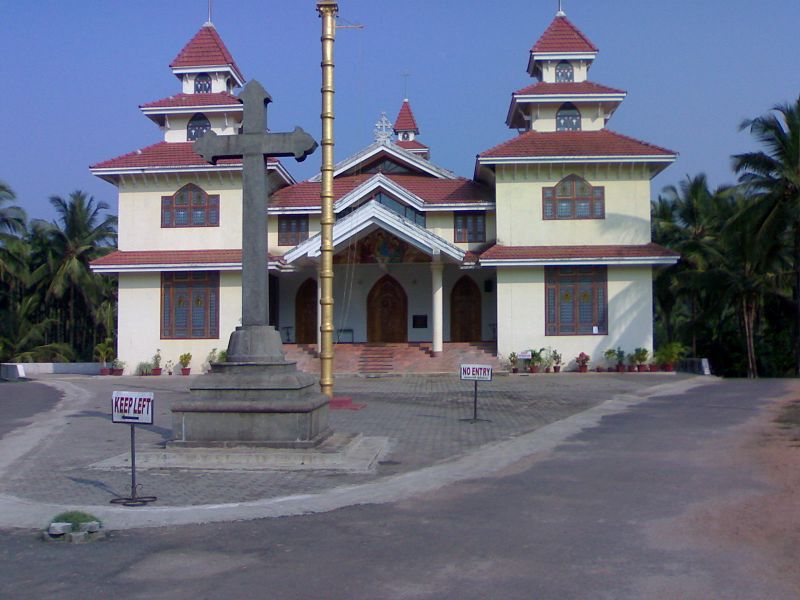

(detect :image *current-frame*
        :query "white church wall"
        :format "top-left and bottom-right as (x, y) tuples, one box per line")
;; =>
(117, 271), (242, 374)
(496, 265), (653, 369)
(118, 177), (244, 251)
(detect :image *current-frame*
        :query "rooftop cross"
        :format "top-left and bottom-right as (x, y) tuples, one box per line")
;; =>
(195, 80), (317, 330)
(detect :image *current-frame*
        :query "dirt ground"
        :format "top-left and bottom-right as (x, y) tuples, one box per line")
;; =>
(667, 381), (800, 595)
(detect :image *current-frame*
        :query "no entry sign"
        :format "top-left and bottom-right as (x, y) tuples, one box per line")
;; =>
(112, 391), (154, 425)
(460, 364), (493, 381)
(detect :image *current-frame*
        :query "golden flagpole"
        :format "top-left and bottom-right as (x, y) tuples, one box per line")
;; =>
(317, 1), (338, 398)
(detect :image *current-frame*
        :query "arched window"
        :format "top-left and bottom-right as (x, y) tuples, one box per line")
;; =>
(555, 61), (574, 83)
(542, 175), (604, 220)
(194, 73), (211, 94)
(161, 184), (219, 228)
(556, 103), (581, 131)
(187, 113), (211, 141)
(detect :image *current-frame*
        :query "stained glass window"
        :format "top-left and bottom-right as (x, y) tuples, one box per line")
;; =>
(542, 175), (604, 221)
(556, 103), (581, 131)
(162, 184), (219, 228)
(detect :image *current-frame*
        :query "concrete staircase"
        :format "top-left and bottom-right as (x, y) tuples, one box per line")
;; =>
(283, 342), (502, 375)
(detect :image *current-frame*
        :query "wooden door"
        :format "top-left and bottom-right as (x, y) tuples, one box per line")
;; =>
(450, 276), (481, 342)
(295, 278), (317, 344)
(367, 275), (407, 342)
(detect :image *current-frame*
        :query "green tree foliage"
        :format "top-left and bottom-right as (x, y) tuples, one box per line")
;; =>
(0, 183), (117, 363)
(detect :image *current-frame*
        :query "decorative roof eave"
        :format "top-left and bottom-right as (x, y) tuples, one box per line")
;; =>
(91, 259), (288, 274)
(478, 154), (676, 166)
(527, 52), (597, 77)
(479, 255), (678, 268)
(91, 161), (296, 187)
(283, 201), (465, 265)
(308, 141), (457, 182)
(171, 65), (245, 88)
(141, 104), (243, 116)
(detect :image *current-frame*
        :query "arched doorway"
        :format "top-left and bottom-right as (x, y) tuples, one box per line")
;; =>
(450, 276), (481, 342)
(367, 275), (407, 342)
(295, 278), (317, 344)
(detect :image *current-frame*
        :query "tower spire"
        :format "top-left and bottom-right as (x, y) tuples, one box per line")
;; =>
(206, 0), (213, 25)
(557, 0), (566, 17)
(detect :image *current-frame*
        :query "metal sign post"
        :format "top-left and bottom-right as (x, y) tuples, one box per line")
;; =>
(111, 391), (157, 507)
(459, 364), (493, 423)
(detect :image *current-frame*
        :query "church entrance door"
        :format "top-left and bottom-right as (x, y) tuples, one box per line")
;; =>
(295, 278), (317, 344)
(451, 276), (481, 342)
(367, 275), (407, 343)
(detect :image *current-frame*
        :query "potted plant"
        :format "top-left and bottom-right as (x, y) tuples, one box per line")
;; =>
(529, 348), (543, 373)
(136, 361), (153, 376)
(551, 350), (562, 373)
(94, 338), (114, 376)
(626, 353), (637, 372)
(164, 360), (175, 376)
(508, 352), (518, 374)
(540, 347), (553, 373)
(205, 347), (218, 373)
(602, 348), (617, 373)
(151, 349), (162, 376)
(654, 342), (686, 372)
(633, 347), (649, 372)
(179, 353), (192, 376)
(111, 359), (125, 376)
(575, 352), (590, 373)
(615, 347), (626, 372)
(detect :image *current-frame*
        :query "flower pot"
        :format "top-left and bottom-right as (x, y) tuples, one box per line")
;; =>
(637, 364), (647, 372)
(553, 365), (561, 373)
(663, 364), (674, 372)
(99, 367), (110, 376)
(649, 364), (660, 372)
(111, 368), (123, 376)
(545, 367), (552, 373)
(151, 368), (162, 376)
(596, 366), (604, 372)
(511, 367), (518, 374)
(616, 364), (625, 373)
(181, 367), (191, 376)
(529, 366), (539, 374)
(578, 365), (588, 373)
(627, 365), (636, 372)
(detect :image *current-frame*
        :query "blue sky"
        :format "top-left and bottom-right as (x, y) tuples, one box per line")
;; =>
(3, 0), (800, 221)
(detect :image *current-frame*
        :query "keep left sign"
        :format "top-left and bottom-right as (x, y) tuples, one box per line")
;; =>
(112, 391), (154, 425)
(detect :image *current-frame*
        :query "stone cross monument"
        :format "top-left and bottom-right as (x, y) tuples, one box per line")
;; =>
(170, 80), (331, 448)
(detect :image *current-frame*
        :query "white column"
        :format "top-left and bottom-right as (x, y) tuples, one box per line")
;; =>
(431, 258), (444, 356)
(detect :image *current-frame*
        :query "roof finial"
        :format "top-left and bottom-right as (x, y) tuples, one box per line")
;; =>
(556, 0), (566, 17)
(402, 71), (411, 101)
(205, 0), (213, 25)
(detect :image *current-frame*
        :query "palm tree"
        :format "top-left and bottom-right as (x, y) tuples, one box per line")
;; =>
(0, 180), (26, 236)
(732, 97), (800, 372)
(34, 191), (117, 352)
(653, 174), (726, 354)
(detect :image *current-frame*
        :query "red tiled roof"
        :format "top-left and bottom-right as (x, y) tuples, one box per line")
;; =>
(91, 249), (282, 268)
(532, 15), (598, 53)
(394, 100), (420, 133)
(140, 92), (241, 109)
(480, 243), (678, 261)
(170, 24), (244, 83)
(271, 174), (491, 208)
(396, 140), (429, 151)
(514, 81), (625, 96)
(91, 141), (277, 170)
(479, 129), (676, 160)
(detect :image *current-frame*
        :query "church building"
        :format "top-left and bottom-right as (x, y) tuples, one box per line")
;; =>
(91, 10), (677, 374)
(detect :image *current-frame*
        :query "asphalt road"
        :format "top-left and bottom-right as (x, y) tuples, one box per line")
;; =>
(0, 381), (61, 438)
(0, 379), (794, 599)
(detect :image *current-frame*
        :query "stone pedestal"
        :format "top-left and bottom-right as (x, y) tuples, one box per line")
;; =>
(171, 326), (330, 448)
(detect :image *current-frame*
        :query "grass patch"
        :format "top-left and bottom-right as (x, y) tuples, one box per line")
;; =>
(50, 511), (101, 531)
